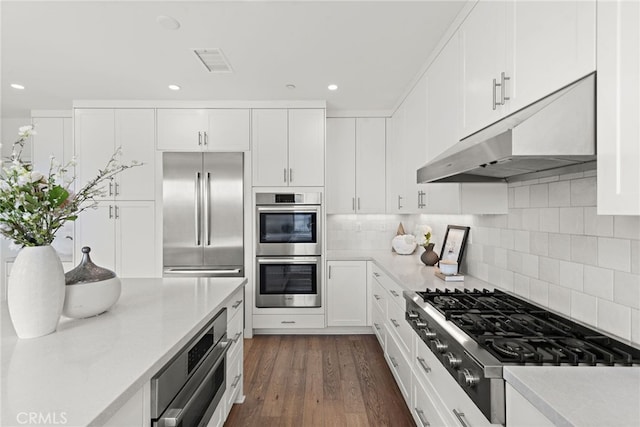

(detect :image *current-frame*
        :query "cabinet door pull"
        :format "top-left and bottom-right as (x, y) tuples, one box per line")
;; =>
(289, 168), (293, 183)
(114, 182), (120, 196)
(328, 265), (332, 279)
(453, 409), (470, 427)
(232, 300), (243, 309)
(390, 290), (399, 297)
(204, 131), (208, 146)
(492, 78), (499, 110)
(373, 323), (381, 331)
(417, 356), (432, 373)
(501, 72), (510, 105)
(418, 190), (426, 209)
(390, 356), (399, 368)
(373, 272), (380, 278)
(281, 320), (296, 324)
(373, 294), (381, 300)
(283, 168), (287, 183)
(231, 373), (242, 388)
(232, 332), (242, 343)
(397, 195), (403, 209)
(114, 205), (119, 219)
(352, 197), (356, 211)
(415, 408), (430, 427)
(198, 131), (203, 146)
(108, 180), (113, 197)
(390, 318), (400, 328)
(357, 197), (361, 211)
(108, 205), (113, 219)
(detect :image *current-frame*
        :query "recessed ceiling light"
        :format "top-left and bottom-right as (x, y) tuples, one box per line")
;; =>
(328, 84), (338, 91)
(168, 84), (181, 91)
(157, 15), (181, 30)
(11, 83), (25, 90)
(286, 84), (296, 90)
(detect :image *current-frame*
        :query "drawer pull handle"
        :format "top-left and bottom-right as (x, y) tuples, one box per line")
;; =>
(417, 356), (431, 373)
(374, 294), (381, 300)
(390, 356), (399, 368)
(390, 318), (400, 328)
(453, 409), (470, 427)
(231, 373), (242, 388)
(232, 332), (242, 343)
(373, 272), (380, 277)
(281, 320), (296, 324)
(232, 300), (243, 309)
(390, 290), (399, 297)
(415, 408), (430, 427)
(373, 323), (381, 331)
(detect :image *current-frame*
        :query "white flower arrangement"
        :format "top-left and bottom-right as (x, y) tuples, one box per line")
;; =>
(0, 125), (141, 248)
(415, 225), (433, 247)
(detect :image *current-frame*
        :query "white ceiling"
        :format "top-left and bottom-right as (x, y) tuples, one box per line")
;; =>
(1, 1), (467, 118)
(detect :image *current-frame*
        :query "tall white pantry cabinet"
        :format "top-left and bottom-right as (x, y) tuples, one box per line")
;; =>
(73, 108), (156, 277)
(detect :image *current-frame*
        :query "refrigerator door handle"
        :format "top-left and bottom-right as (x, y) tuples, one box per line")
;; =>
(205, 172), (211, 246)
(195, 172), (201, 246)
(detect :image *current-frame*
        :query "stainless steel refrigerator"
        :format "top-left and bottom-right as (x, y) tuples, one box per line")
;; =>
(163, 152), (244, 277)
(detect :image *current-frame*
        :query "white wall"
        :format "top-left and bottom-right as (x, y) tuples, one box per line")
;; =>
(327, 170), (640, 345)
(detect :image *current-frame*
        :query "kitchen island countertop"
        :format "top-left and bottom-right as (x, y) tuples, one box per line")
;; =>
(328, 249), (640, 427)
(1, 277), (246, 427)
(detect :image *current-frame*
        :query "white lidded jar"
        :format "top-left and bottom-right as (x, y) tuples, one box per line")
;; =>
(63, 246), (121, 319)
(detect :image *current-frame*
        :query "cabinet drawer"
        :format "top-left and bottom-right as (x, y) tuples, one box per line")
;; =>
(412, 375), (450, 427)
(385, 325), (412, 402)
(372, 277), (387, 316)
(252, 314), (325, 329)
(372, 303), (386, 351)
(414, 337), (495, 427)
(225, 345), (243, 416)
(227, 306), (243, 355)
(225, 288), (244, 320)
(371, 265), (405, 309)
(387, 298), (412, 357)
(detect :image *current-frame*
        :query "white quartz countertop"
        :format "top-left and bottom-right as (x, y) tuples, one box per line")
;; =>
(327, 249), (640, 427)
(1, 277), (246, 427)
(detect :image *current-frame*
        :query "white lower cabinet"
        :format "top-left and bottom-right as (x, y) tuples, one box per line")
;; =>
(412, 377), (449, 427)
(385, 326), (412, 402)
(75, 201), (156, 277)
(327, 260), (368, 327)
(505, 383), (554, 427)
(252, 314), (325, 329)
(224, 288), (244, 419)
(372, 303), (386, 351)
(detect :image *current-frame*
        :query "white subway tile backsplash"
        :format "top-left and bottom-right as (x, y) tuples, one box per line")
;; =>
(632, 240), (640, 275)
(500, 229), (515, 250)
(559, 207), (584, 235)
(522, 209), (540, 231)
(522, 253), (539, 279)
(598, 237), (631, 272)
(597, 299), (631, 341)
(559, 260), (584, 291)
(571, 291), (598, 326)
(494, 247), (508, 270)
(508, 210), (522, 230)
(570, 177), (597, 206)
(514, 186), (530, 208)
(508, 187), (515, 209)
(539, 175), (560, 184)
(548, 233), (571, 261)
(529, 279), (549, 306)
(539, 257), (560, 285)
(514, 230), (530, 253)
(508, 250), (524, 274)
(530, 232), (549, 256)
(614, 271), (640, 310)
(584, 207), (614, 237)
(548, 284), (571, 315)
(614, 216), (640, 240)
(500, 269), (515, 292)
(514, 273), (530, 298)
(483, 245), (495, 265)
(571, 235), (598, 265)
(548, 180), (571, 207)
(530, 184), (549, 208)
(583, 265), (614, 300)
(560, 171), (584, 181)
(539, 208), (560, 233)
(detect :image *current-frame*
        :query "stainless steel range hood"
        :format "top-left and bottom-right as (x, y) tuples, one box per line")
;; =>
(417, 73), (596, 183)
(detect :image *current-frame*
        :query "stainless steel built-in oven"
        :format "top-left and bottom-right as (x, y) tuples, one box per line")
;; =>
(151, 309), (230, 427)
(255, 256), (321, 307)
(255, 192), (322, 256)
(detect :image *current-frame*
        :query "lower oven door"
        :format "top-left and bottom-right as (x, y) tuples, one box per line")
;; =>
(256, 256), (321, 308)
(153, 340), (231, 427)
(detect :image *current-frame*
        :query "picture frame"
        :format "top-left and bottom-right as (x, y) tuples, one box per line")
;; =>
(439, 225), (470, 266)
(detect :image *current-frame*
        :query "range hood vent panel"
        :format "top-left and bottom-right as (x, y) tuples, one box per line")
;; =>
(417, 73), (596, 183)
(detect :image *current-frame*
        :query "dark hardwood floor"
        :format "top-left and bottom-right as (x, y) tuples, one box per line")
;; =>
(225, 335), (416, 427)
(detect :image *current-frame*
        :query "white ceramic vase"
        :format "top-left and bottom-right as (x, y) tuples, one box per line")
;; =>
(7, 245), (65, 339)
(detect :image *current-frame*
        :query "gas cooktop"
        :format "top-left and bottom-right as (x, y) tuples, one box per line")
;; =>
(416, 288), (640, 366)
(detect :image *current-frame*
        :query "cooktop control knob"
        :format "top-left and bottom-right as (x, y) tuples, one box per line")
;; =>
(422, 328), (436, 339)
(459, 369), (480, 388)
(445, 352), (461, 368)
(431, 339), (448, 353)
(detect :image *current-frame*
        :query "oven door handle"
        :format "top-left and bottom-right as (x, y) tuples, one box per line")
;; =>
(257, 257), (320, 265)
(156, 340), (231, 427)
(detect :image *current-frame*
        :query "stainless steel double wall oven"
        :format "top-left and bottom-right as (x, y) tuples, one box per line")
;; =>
(255, 192), (322, 308)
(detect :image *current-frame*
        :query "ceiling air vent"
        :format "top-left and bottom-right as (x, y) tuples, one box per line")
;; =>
(193, 48), (233, 73)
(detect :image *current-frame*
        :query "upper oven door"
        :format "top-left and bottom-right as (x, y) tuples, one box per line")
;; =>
(256, 206), (322, 256)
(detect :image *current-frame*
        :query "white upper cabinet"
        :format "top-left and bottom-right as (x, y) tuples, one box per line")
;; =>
(75, 108), (155, 201)
(156, 108), (250, 151)
(508, 0), (596, 112)
(386, 105), (409, 214)
(459, 0), (596, 138)
(326, 117), (385, 214)
(252, 108), (325, 187)
(597, 0), (640, 215)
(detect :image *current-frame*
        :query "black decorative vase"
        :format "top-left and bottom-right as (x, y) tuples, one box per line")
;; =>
(420, 243), (439, 266)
